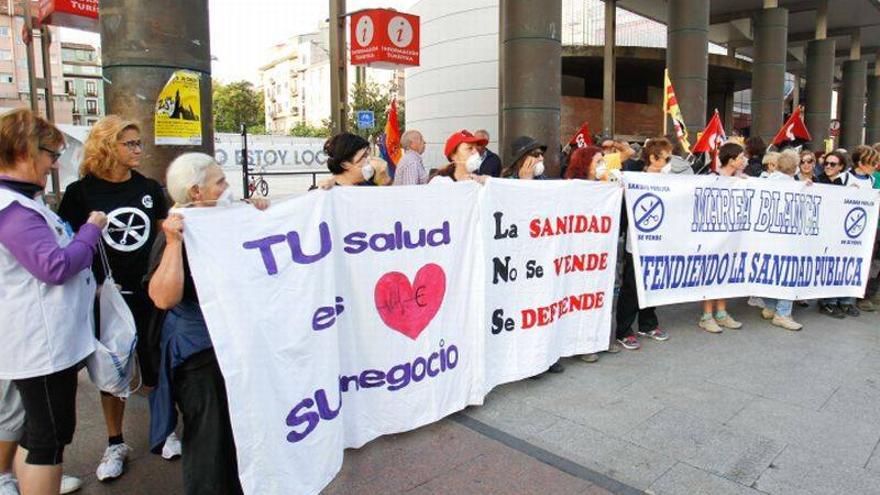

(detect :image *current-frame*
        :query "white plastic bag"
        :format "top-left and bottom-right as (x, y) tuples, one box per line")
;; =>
(86, 243), (138, 398)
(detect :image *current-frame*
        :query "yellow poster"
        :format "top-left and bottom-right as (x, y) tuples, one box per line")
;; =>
(155, 70), (202, 146)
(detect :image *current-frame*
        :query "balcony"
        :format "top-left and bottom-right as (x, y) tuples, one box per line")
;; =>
(86, 107), (98, 115)
(85, 89), (98, 97)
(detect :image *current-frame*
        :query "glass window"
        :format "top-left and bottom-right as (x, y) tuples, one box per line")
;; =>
(0, 27), (10, 37)
(0, 50), (12, 61)
(0, 73), (12, 84)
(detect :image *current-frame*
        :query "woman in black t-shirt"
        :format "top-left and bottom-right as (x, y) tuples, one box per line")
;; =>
(57, 115), (177, 482)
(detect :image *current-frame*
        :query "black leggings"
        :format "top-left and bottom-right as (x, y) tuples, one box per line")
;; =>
(615, 252), (659, 338)
(13, 364), (79, 465)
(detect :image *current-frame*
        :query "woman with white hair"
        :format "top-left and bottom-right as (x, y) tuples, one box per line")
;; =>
(146, 153), (267, 495)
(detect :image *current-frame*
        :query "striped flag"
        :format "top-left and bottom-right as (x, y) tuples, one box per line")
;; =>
(664, 69), (691, 154)
(377, 98), (403, 179)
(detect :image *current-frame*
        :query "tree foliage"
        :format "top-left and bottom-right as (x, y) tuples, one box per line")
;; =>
(213, 80), (265, 133)
(346, 81), (405, 139)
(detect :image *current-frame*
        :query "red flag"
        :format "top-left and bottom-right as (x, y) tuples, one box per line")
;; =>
(383, 99), (403, 165)
(692, 111), (726, 153)
(692, 111), (726, 172)
(772, 106), (811, 146)
(567, 122), (593, 148)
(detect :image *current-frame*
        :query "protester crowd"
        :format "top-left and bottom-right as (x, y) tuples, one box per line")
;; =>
(0, 105), (878, 495)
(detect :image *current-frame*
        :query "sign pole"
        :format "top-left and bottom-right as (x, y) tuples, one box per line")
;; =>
(241, 123), (250, 199)
(329, 0), (348, 134)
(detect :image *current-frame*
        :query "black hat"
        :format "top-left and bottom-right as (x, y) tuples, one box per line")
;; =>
(509, 136), (547, 166)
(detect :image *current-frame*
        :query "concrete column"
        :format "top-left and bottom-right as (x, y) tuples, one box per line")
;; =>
(866, 72), (880, 144)
(329, 0), (348, 134)
(805, 39), (836, 144)
(667, 0), (709, 136)
(101, 0), (213, 183)
(816, 0), (828, 39)
(499, 0), (562, 176)
(602, 0), (616, 137)
(751, 7), (788, 143)
(840, 59), (868, 149)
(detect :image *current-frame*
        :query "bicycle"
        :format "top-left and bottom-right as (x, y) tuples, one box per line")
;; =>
(247, 169), (269, 197)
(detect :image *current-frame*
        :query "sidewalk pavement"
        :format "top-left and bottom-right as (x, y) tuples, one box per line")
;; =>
(63, 298), (880, 494)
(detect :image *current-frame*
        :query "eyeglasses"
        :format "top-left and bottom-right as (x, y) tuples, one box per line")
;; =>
(120, 139), (143, 151)
(801, 158), (815, 164)
(39, 145), (63, 163)
(528, 149), (544, 158)
(825, 160), (841, 167)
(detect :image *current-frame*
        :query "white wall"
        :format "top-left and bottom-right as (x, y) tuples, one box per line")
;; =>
(406, 0), (500, 169)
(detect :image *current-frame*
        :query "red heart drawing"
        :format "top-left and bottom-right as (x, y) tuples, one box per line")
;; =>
(374, 263), (446, 340)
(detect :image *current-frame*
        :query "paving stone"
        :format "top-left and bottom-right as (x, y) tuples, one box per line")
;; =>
(754, 444), (880, 495)
(648, 462), (762, 495)
(726, 397), (880, 468)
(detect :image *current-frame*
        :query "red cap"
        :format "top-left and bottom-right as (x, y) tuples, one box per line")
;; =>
(444, 130), (488, 160)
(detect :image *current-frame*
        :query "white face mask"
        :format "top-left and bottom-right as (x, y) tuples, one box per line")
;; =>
(216, 187), (235, 207)
(465, 153), (482, 173)
(361, 162), (375, 182)
(532, 160), (545, 177)
(595, 160), (607, 178)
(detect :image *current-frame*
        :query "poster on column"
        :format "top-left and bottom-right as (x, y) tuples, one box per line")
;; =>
(622, 172), (880, 308)
(154, 70), (202, 145)
(481, 179), (621, 390)
(180, 183), (484, 495)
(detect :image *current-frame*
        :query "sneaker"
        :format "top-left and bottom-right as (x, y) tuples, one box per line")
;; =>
(547, 362), (565, 373)
(716, 313), (743, 329)
(698, 318), (723, 334)
(60, 475), (83, 494)
(0, 473), (18, 495)
(617, 335), (641, 350)
(841, 304), (861, 317)
(856, 299), (876, 312)
(96, 443), (131, 481)
(162, 432), (182, 460)
(747, 297), (766, 308)
(605, 342), (621, 354)
(761, 308), (775, 320)
(579, 353), (599, 363)
(638, 327), (669, 341)
(818, 304), (846, 319)
(772, 315), (803, 331)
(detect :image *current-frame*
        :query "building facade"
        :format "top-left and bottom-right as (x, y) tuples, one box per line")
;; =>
(259, 22), (404, 135)
(61, 42), (104, 126)
(0, 3), (72, 123)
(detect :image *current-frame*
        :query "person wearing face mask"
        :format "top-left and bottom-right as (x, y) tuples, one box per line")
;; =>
(0, 108), (108, 495)
(146, 153), (268, 495)
(57, 115), (180, 481)
(695, 143), (746, 334)
(564, 146), (603, 181)
(616, 138), (673, 351)
(316, 133), (391, 189)
(430, 130), (489, 183)
(502, 136), (547, 180)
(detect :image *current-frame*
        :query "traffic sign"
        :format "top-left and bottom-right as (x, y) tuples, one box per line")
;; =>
(356, 110), (375, 130)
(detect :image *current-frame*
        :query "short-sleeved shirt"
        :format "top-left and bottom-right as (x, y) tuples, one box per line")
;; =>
(58, 172), (169, 291)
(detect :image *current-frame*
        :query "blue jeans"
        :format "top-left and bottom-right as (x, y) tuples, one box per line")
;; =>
(764, 298), (793, 317)
(821, 297), (855, 306)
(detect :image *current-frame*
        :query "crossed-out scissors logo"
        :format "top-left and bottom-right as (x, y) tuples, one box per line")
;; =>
(633, 193), (665, 233)
(844, 207), (867, 240)
(103, 207), (150, 252)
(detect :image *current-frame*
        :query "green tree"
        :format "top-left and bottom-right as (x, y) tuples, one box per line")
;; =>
(289, 120), (332, 138)
(346, 81), (404, 139)
(213, 80), (265, 133)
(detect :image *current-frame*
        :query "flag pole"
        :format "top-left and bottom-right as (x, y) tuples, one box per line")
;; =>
(662, 69), (668, 136)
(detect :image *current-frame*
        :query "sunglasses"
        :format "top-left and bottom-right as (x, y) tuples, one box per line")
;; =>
(120, 139), (143, 150)
(801, 158), (815, 164)
(825, 160), (841, 167)
(39, 145), (64, 163)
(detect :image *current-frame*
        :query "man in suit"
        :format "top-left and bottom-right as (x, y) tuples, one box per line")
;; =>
(474, 129), (502, 177)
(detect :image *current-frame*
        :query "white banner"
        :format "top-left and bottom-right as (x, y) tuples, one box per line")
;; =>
(213, 134), (327, 171)
(623, 172), (880, 307)
(180, 179), (621, 494)
(483, 179), (620, 389)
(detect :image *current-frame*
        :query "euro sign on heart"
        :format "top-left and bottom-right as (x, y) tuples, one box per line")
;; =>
(374, 263), (446, 340)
